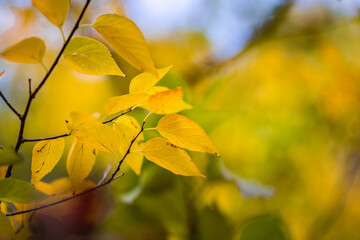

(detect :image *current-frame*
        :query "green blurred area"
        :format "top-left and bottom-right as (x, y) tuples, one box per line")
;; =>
(1, 1), (360, 240)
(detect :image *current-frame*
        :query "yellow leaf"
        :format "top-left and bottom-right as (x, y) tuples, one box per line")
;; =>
(32, 0), (69, 27)
(92, 14), (156, 73)
(64, 37), (125, 76)
(142, 138), (204, 177)
(105, 93), (149, 116)
(66, 111), (97, 132)
(113, 116), (144, 175)
(142, 86), (192, 114)
(72, 121), (120, 152)
(0, 167), (7, 179)
(31, 138), (65, 184)
(67, 140), (96, 187)
(129, 65), (173, 94)
(149, 87), (183, 113)
(156, 114), (219, 155)
(1, 37), (45, 64)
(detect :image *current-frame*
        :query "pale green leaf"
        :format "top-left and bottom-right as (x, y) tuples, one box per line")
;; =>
(92, 14), (156, 73)
(0, 149), (23, 166)
(142, 138), (204, 177)
(0, 210), (14, 240)
(31, 138), (65, 184)
(0, 178), (48, 204)
(64, 37), (125, 76)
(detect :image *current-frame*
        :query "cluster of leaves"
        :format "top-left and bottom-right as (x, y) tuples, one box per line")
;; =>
(0, 0), (218, 238)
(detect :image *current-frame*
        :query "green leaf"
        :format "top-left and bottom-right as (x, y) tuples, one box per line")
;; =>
(0, 178), (48, 204)
(0, 211), (14, 240)
(64, 37), (125, 76)
(0, 149), (23, 166)
(92, 14), (157, 74)
(1, 37), (45, 64)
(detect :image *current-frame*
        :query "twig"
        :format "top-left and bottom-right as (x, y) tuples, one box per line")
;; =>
(23, 108), (133, 143)
(28, 79), (32, 96)
(5, 0), (92, 178)
(5, 173), (124, 217)
(108, 113), (149, 182)
(0, 91), (21, 119)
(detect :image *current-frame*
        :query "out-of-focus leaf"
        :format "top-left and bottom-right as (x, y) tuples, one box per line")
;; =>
(0, 70), (4, 78)
(156, 114), (219, 155)
(129, 65), (173, 94)
(67, 140), (96, 187)
(149, 87), (183, 113)
(238, 215), (290, 240)
(0, 167), (7, 179)
(142, 137), (204, 177)
(0, 149), (23, 166)
(64, 37), (125, 76)
(32, 0), (69, 27)
(31, 138), (65, 184)
(0, 178), (48, 204)
(92, 14), (157, 73)
(105, 93), (148, 116)
(72, 121), (120, 152)
(0, 210), (14, 240)
(113, 115), (143, 175)
(1, 37), (45, 64)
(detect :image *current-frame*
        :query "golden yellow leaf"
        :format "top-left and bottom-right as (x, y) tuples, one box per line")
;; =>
(0, 70), (4, 78)
(72, 121), (120, 152)
(92, 14), (156, 73)
(64, 37), (125, 76)
(105, 93), (149, 116)
(113, 116), (144, 175)
(129, 65), (173, 94)
(0, 166), (7, 179)
(66, 111), (97, 132)
(142, 138), (204, 177)
(142, 86), (192, 114)
(31, 138), (65, 184)
(32, 0), (69, 27)
(156, 114), (219, 155)
(1, 37), (45, 64)
(67, 140), (96, 187)
(149, 87), (183, 113)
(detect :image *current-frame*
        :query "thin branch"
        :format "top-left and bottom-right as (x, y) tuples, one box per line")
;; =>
(0, 91), (21, 119)
(28, 79), (32, 96)
(5, 173), (124, 217)
(108, 113), (149, 182)
(24, 133), (70, 142)
(6, 0), (92, 178)
(23, 108), (134, 143)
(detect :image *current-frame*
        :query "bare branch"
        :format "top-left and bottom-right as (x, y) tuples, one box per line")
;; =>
(0, 91), (21, 119)
(5, 173), (124, 217)
(28, 78), (32, 96)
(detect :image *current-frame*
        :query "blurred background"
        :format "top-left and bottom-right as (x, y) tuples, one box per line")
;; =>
(1, 0), (360, 239)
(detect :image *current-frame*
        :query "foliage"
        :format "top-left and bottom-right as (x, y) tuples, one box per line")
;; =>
(0, 0), (218, 238)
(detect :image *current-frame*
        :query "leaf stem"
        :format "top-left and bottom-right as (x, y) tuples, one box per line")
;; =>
(78, 24), (92, 28)
(60, 28), (66, 43)
(144, 127), (156, 131)
(40, 61), (48, 73)
(5, 173), (124, 217)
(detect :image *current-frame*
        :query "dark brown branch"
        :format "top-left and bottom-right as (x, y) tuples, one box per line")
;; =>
(28, 78), (32, 96)
(23, 108), (133, 143)
(108, 120), (146, 181)
(5, 0), (92, 178)
(0, 91), (21, 119)
(5, 173), (124, 217)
